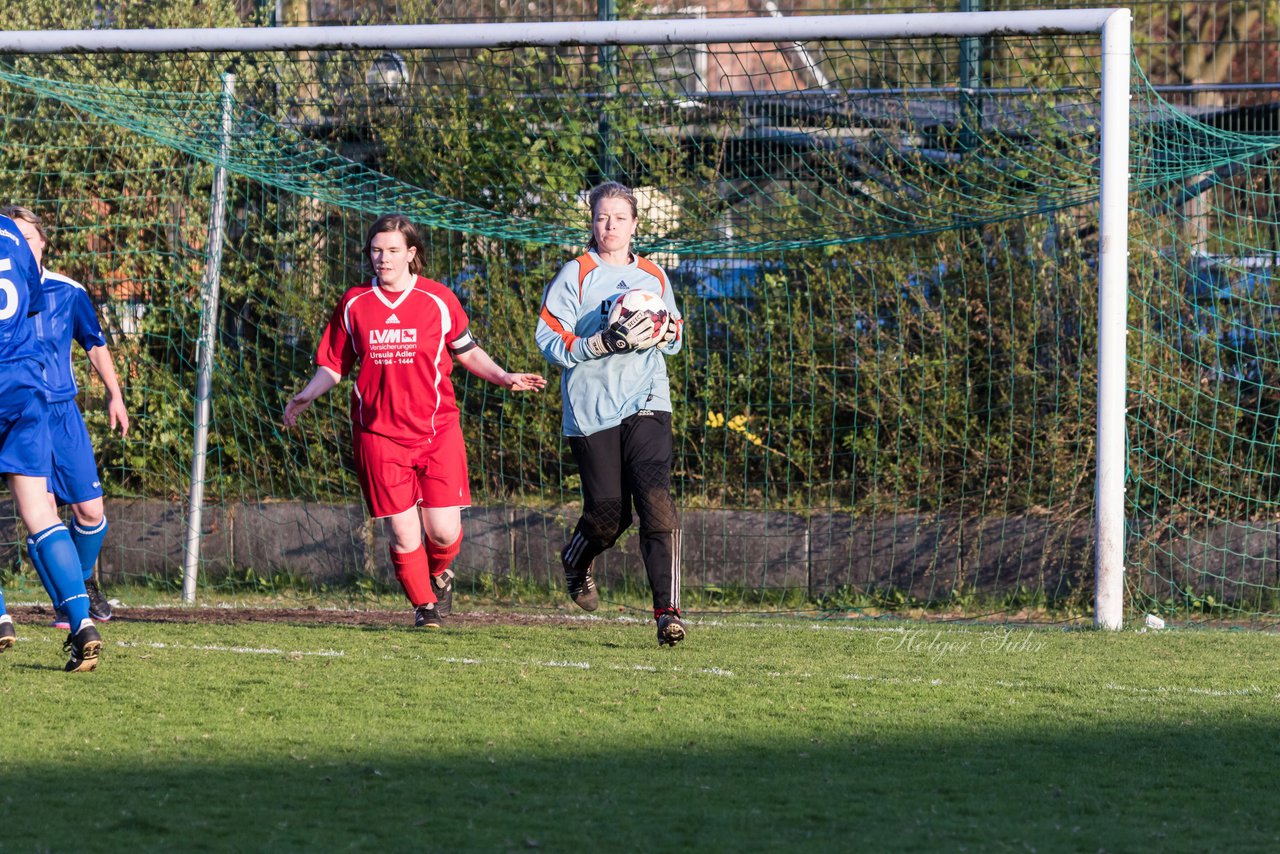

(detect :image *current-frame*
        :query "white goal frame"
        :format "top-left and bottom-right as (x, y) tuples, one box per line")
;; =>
(5, 10), (1132, 627)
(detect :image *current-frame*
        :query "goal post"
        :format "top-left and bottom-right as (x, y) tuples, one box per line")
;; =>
(0, 10), (1133, 624)
(1095, 11), (1132, 631)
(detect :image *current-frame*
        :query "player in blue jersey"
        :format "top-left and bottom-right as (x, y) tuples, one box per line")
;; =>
(535, 181), (688, 647)
(0, 211), (102, 672)
(4, 206), (129, 627)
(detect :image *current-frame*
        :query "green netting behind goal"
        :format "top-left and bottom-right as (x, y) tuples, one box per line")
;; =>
(0, 14), (1269, 623)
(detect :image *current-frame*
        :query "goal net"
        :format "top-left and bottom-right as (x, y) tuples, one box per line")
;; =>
(1, 7), (1218, 625)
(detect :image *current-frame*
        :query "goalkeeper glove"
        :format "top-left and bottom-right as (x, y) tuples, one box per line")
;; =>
(583, 310), (654, 357)
(660, 317), (678, 346)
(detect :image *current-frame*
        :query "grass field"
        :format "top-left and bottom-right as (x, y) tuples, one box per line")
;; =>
(2, 605), (1278, 852)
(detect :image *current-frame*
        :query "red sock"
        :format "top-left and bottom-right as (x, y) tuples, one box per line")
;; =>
(390, 545), (435, 606)
(427, 531), (462, 578)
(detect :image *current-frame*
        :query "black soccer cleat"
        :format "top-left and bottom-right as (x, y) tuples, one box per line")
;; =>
(414, 603), (443, 629)
(0, 618), (15, 652)
(432, 569), (454, 617)
(656, 611), (687, 648)
(563, 559), (599, 612)
(85, 579), (113, 621)
(64, 622), (102, 673)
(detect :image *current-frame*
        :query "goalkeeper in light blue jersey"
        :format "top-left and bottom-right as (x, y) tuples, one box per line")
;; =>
(535, 181), (689, 647)
(0, 209), (102, 672)
(5, 206), (129, 629)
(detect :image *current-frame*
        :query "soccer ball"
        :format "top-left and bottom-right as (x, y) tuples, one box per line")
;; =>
(608, 289), (669, 350)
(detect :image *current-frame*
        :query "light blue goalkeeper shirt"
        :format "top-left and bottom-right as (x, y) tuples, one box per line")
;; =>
(535, 250), (684, 437)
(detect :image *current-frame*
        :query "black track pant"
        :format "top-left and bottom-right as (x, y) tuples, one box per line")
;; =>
(562, 410), (681, 613)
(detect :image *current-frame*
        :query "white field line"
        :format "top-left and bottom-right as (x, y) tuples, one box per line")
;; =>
(11, 635), (346, 657)
(8, 635), (345, 660)
(1101, 680), (1265, 698)
(9, 630), (1263, 697)
(108, 642), (1274, 697)
(115, 640), (346, 657)
(4, 612), (1267, 698)
(432, 654), (732, 677)
(843, 672), (1271, 699)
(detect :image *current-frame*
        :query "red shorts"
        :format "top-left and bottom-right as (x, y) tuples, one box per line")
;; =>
(352, 423), (472, 518)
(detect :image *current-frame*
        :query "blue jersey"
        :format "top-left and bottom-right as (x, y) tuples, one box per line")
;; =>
(0, 214), (45, 365)
(536, 250), (684, 437)
(32, 269), (107, 403)
(0, 215), (51, 478)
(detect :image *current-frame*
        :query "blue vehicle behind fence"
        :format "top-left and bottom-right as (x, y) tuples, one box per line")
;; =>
(1173, 253), (1280, 386)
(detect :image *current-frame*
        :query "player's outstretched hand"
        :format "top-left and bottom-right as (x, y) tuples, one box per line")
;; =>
(282, 394), (313, 428)
(283, 369), (339, 427)
(505, 373), (547, 392)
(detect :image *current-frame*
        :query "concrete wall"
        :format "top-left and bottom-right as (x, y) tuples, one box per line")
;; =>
(31, 499), (1280, 606)
(1, 498), (1103, 601)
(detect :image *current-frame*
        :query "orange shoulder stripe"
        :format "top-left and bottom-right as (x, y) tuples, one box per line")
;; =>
(575, 253), (598, 302)
(636, 256), (667, 297)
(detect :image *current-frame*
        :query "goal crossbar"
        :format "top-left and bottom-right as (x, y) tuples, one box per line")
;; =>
(0, 10), (1129, 53)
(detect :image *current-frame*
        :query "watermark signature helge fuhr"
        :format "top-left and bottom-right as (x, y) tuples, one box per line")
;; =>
(876, 628), (1047, 662)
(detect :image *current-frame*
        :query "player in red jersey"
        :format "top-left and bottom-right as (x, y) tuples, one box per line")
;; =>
(283, 214), (546, 627)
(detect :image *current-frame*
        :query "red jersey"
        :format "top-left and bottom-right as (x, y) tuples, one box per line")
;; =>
(317, 276), (475, 444)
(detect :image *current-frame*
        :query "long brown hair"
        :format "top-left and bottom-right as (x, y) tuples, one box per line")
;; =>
(585, 181), (638, 252)
(363, 213), (425, 276)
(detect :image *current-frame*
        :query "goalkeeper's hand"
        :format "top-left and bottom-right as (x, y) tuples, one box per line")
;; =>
(583, 311), (653, 357)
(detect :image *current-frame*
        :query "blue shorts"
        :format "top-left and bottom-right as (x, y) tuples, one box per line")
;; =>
(0, 359), (51, 478)
(48, 400), (103, 506)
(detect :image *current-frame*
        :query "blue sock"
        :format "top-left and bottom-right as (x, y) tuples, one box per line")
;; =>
(0, 585), (6, 614)
(25, 535), (59, 605)
(71, 517), (108, 582)
(29, 525), (91, 630)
